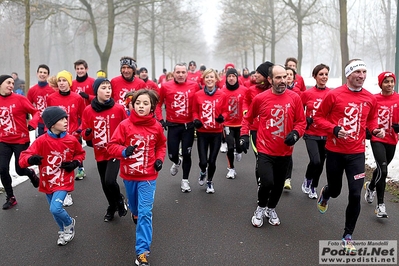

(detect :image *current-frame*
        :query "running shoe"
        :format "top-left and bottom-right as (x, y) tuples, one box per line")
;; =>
(251, 206), (266, 228)
(135, 252), (149, 266)
(29, 169), (40, 188)
(220, 142), (227, 153)
(206, 181), (215, 194)
(63, 218), (75, 243)
(375, 203), (388, 218)
(75, 167), (86, 180)
(2, 196), (17, 210)
(308, 187), (317, 199)
(364, 181), (375, 204)
(104, 206), (116, 222)
(170, 158), (181, 176)
(117, 194), (128, 217)
(301, 177), (311, 194)
(63, 193), (73, 207)
(198, 171), (206, 186)
(181, 179), (191, 193)
(317, 186), (328, 213)
(265, 207), (281, 226)
(342, 234), (357, 255)
(226, 168), (236, 179)
(235, 152), (242, 162)
(57, 231), (67, 246)
(284, 178), (292, 190)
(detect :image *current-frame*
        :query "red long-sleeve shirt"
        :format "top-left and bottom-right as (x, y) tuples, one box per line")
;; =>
(27, 83), (56, 123)
(313, 84), (379, 154)
(110, 76), (146, 106)
(19, 133), (85, 194)
(221, 85), (248, 127)
(71, 77), (96, 105)
(241, 89), (306, 156)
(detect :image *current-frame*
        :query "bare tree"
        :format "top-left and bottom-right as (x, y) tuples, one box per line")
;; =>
(339, 0), (349, 83)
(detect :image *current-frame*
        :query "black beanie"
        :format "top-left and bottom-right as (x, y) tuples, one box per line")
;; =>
(42, 106), (68, 130)
(256, 61), (274, 78)
(0, 75), (13, 86)
(225, 68), (239, 90)
(93, 78), (109, 95)
(139, 67), (148, 74)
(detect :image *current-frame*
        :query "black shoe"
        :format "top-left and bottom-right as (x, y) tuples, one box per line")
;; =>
(131, 213), (138, 224)
(29, 169), (40, 188)
(117, 194), (127, 217)
(104, 207), (116, 222)
(3, 196), (17, 210)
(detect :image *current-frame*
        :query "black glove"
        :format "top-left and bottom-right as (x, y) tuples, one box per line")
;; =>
(154, 159), (163, 171)
(333, 126), (342, 138)
(366, 128), (372, 140)
(160, 120), (167, 131)
(84, 128), (93, 137)
(193, 119), (203, 129)
(28, 125), (35, 131)
(215, 114), (224, 123)
(284, 130), (299, 146)
(28, 155), (43, 165)
(392, 124), (399, 133)
(60, 160), (80, 172)
(239, 135), (250, 154)
(79, 91), (89, 99)
(306, 117), (313, 130)
(125, 145), (138, 157)
(75, 129), (82, 134)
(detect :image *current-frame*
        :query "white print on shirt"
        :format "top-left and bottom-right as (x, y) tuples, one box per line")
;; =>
(266, 103), (291, 139)
(201, 99), (218, 128)
(228, 95), (241, 120)
(75, 84), (89, 94)
(0, 105), (17, 135)
(93, 115), (110, 149)
(172, 91), (190, 117)
(118, 88), (131, 106)
(337, 102), (362, 140)
(125, 134), (155, 175)
(378, 104), (396, 134)
(311, 98), (323, 117)
(36, 95), (47, 115)
(43, 149), (70, 188)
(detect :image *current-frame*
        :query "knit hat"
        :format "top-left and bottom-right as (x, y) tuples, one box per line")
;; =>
(189, 61), (196, 66)
(139, 67), (148, 73)
(378, 71), (396, 88)
(42, 106), (68, 129)
(224, 63), (235, 70)
(200, 65), (206, 71)
(97, 70), (107, 78)
(0, 75), (13, 86)
(120, 57), (137, 70)
(56, 70), (73, 87)
(93, 78), (110, 95)
(256, 61), (274, 78)
(226, 68), (238, 78)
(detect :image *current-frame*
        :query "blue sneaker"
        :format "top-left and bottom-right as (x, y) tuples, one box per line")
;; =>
(342, 234), (357, 255)
(317, 186), (328, 213)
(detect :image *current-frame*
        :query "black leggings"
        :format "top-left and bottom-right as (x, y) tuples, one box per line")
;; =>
(96, 159), (122, 210)
(250, 130), (260, 185)
(167, 124), (194, 180)
(224, 126), (242, 169)
(0, 142), (36, 197)
(370, 141), (396, 204)
(323, 150), (364, 237)
(304, 137), (327, 188)
(257, 153), (291, 209)
(197, 132), (222, 181)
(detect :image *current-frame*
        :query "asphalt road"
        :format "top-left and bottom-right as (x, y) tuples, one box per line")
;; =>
(0, 139), (398, 266)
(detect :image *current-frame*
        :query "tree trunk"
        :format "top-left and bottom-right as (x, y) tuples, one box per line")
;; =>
(339, 0), (349, 84)
(150, 2), (156, 81)
(24, 0), (30, 92)
(133, 4), (140, 60)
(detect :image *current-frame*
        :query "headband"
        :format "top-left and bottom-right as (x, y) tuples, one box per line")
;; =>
(120, 58), (137, 70)
(344, 61), (366, 78)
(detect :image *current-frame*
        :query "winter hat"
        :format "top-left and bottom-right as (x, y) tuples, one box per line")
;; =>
(56, 70), (73, 87)
(226, 68), (238, 78)
(189, 61), (196, 66)
(139, 67), (148, 74)
(224, 63), (235, 70)
(378, 71), (396, 88)
(200, 65), (206, 71)
(97, 70), (107, 78)
(93, 78), (110, 95)
(120, 57), (137, 71)
(42, 106), (68, 129)
(0, 75), (13, 86)
(256, 61), (274, 78)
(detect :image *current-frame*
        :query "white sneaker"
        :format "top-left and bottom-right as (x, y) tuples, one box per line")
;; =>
(364, 181), (375, 204)
(301, 177), (311, 194)
(198, 171), (206, 186)
(170, 158), (181, 176)
(220, 142), (227, 153)
(284, 179), (292, 190)
(308, 187), (318, 199)
(57, 231), (67, 246)
(63, 218), (75, 243)
(63, 193), (73, 207)
(266, 207), (281, 226)
(251, 206), (266, 227)
(235, 152), (242, 162)
(375, 203), (388, 218)
(206, 181), (215, 194)
(181, 179), (191, 193)
(226, 168), (236, 179)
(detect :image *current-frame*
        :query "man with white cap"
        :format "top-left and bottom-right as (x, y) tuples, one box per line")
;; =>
(313, 59), (385, 255)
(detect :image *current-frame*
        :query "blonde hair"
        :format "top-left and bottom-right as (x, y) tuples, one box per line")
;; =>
(202, 68), (220, 82)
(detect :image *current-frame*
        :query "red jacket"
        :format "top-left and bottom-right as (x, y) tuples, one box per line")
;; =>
(156, 80), (200, 123)
(243, 85), (268, 131)
(71, 76), (96, 105)
(192, 88), (227, 133)
(295, 74), (307, 92)
(301, 86), (331, 137)
(107, 111), (166, 181)
(27, 83), (56, 123)
(82, 101), (127, 161)
(47, 91), (85, 135)
(143, 79), (160, 95)
(187, 71), (202, 83)
(19, 132), (86, 194)
(0, 93), (40, 144)
(221, 85), (248, 127)
(370, 92), (399, 145)
(110, 76), (146, 106)
(241, 89), (306, 156)
(313, 84), (379, 154)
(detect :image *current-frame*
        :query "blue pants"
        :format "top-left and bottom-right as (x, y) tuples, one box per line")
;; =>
(123, 179), (156, 255)
(46, 191), (72, 231)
